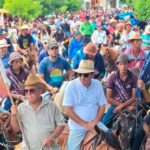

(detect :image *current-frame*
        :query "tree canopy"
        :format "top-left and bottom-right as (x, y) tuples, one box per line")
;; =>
(120, 0), (150, 20)
(132, 0), (150, 20)
(0, 0), (5, 8)
(1, 0), (81, 20)
(40, 0), (81, 14)
(4, 0), (42, 20)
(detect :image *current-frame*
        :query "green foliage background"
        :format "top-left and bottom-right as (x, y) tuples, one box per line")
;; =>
(1, 0), (81, 20)
(120, 0), (150, 20)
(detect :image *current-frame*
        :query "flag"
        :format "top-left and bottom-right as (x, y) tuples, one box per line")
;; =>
(0, 58), (10, 99)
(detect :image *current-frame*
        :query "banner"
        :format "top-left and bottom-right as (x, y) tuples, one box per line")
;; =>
(0, 58), (10, 99)
(0, 72), (8, 99)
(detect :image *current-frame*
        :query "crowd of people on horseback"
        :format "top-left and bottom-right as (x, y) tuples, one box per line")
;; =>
(0, 6), (150, 150)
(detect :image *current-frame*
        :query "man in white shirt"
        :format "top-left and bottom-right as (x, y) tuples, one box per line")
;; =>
(63, 60), (108, 150)
(91, 22), (107, 46)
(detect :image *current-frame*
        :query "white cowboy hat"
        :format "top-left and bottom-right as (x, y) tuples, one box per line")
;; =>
(0, 39), (10, 48)
(73, 60), (97, 74)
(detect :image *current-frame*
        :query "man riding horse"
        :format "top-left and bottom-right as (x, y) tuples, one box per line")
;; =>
(63, 60), (109, 150)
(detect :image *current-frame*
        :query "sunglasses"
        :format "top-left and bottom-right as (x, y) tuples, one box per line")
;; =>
(78, 73), (91, 78)
(51, 46), (58, 50)
(24, 88), (38, 94)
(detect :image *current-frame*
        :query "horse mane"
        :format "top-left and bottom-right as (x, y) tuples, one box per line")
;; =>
(105, 130), (122, 150)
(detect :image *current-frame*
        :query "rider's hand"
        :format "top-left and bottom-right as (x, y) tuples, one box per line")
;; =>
(42, 137), (53, 148)
(11, 105), (18, 116)
(138, 79), (146, 91)
(51, 87), (59, 94)
(113, 104), (124, 114)
(84, 120), (97, 131)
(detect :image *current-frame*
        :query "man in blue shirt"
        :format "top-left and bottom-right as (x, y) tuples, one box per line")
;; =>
(72, 42), (105, 79)
(0, 39), (10, 69)
(38, 40), (71, 94)
(38, 39), (49, 64)
(68, 31), (83, 61)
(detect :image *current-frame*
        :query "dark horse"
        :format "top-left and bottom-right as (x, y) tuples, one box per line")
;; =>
(112, 109), (143, 150)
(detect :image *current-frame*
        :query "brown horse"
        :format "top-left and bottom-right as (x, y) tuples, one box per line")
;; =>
(57, 124), (122, 150)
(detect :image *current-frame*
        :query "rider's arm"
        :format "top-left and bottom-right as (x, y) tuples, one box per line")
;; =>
(38, 74), (53, 91)
(106, 88), (122, 106)
(64, 106), (87, 127)
(122, 88), (136, 108)
(93, 105), (105, 123)
(141, 89), (150, 103)
(10, 105), (21, 133)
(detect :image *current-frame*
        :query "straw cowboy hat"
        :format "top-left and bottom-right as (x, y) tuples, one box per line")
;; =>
(24, 73), (47, 92)
(21, 24), (29, 30)
(109, 18), (117, 25)
(83, 42), (98, 56)
(0, 39), (10, 48)
(9, 52), (23, 64)
(144, 25), (150, 34)
(128, 32), (141, 42)
(73, 60), (97, 74)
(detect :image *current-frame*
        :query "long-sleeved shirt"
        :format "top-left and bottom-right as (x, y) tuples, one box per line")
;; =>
(68, 38), (83, 59)
(72, 49), (105, 79)
(79, 22), (94, 36)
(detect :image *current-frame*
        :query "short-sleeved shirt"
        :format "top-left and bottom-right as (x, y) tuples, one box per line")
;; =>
(107, 71), (137, 102)
(38, 56), (71, 88)
(125, 48), (145, 69)
(17, 34), (34, 49)
(63, 78), (107, 130)
(18, 99), (65, 150)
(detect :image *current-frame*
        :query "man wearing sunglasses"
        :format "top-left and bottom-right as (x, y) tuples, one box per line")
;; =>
(63, 60), (108, 150)
(38, 40), (71, 95)
(11, 73), (65, 150)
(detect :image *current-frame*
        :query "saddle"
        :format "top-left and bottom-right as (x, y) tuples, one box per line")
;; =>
(80, 129), (99, 150)
(57, 124), (103, 150)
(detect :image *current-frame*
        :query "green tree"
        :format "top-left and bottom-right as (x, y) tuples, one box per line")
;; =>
(4, 0), (42, 20)
(0, 0), (4, 8)
(66, 0), (81, 12)
(40, 0), (65, 15)
(132, 0), (150, 20)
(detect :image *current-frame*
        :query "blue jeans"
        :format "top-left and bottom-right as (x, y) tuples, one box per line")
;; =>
(67, 122), (109, 150)
(102, 105), (116, 125)
(67, 129), (86, 150)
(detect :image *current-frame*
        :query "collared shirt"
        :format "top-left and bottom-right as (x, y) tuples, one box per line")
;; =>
(6, 67), (29, 94)
(107, 71), (137, 102)
(63, 78), (107, 130)
(79, 22), (94, 36)
(72, 50), (105, 78)
(125, 48), (145, 69)
(18, 98), (65, 150)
